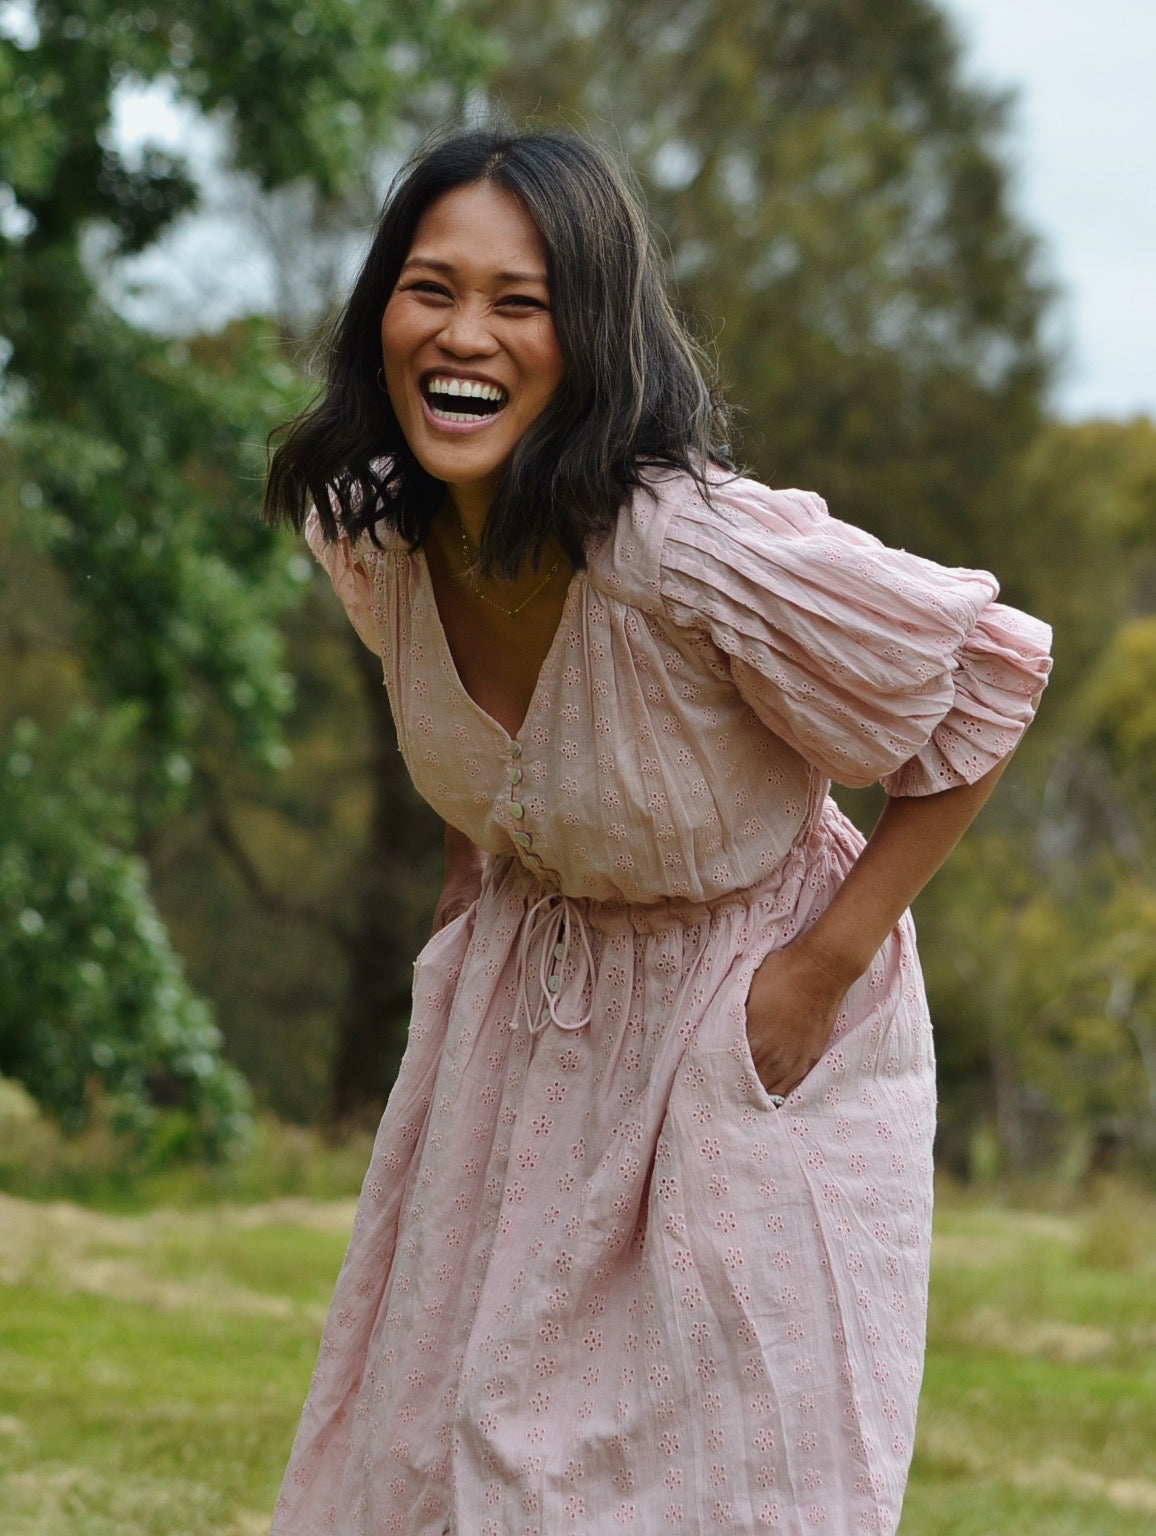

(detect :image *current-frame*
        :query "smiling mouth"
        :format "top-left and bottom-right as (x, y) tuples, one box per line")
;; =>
(422, 375), (509, 423)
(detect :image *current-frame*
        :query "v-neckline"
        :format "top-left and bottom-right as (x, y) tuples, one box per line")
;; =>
(414, 546), (582, 746)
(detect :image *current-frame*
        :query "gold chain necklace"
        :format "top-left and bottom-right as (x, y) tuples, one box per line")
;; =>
(457, 516), (562, 620)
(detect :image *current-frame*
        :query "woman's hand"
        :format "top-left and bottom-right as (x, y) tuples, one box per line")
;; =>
(431, 822), (484, 934)
(744, 935), (856, 1100)
(745, 759), (1019, 1100)
(431, 883), (479, 934)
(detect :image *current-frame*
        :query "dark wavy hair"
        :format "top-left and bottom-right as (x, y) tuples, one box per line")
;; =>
(263, 125), (731, 578)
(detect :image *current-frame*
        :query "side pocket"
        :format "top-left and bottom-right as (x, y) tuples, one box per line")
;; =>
(732, 929), (867, 1114)
(733, 934), (796, 1112)
(739, 934), (908, 1115)
(410, 903), (477, 1019)
(684, 927), (794, 1115)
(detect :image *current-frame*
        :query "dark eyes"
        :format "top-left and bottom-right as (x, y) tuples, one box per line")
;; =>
(401, 281), (549, 312)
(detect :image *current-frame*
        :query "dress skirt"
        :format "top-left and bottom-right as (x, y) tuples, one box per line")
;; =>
(272, 800), (935, 1536)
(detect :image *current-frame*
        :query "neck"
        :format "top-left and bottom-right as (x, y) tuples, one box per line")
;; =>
(448, 484), (494, 552)
(434, 493), (570, 620)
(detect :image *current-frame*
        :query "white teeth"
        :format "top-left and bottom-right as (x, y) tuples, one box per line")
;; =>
(429, 406), (490, 422)
(426, 376), (506, 403)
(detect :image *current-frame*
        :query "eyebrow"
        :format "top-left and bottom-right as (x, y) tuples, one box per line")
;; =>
(399, 256), (549, 285)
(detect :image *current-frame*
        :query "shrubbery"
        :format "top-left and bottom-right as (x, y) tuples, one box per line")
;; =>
(0, 712), (252, 1161)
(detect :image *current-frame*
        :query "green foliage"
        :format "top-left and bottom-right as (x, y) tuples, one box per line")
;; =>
(915, 418), (1156, 1176)
(142, 577), (444, 1128)
(1, 0), (488, 763)
(0, 1094), (373, 1205)
(2, 0), (1152, 1172)
(0, 713), (252, 1158)
(919, 832), (1155, 1175)
(158, 0), (496, 198)
(11, 316), (307, 782)
(471, 0), (1054, 566)
(0, 1), (492, 224)
(1081, 616), (1156, 815)
(0, 0), (485, 1139)
(999, 418), (1156, 685)
(0, 311), (303, 1146)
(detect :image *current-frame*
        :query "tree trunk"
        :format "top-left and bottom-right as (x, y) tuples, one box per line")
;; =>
(989, 1032), (1028, 1175)
(328, 635), (441, 1125)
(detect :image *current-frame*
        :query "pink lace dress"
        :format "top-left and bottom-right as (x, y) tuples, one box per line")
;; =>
(272, 471), (1051, 1536)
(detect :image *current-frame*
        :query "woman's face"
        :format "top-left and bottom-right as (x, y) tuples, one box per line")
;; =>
(381, 180), (565, 515)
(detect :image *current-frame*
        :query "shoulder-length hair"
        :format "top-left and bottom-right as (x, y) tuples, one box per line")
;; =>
(263, 125), (731, 578)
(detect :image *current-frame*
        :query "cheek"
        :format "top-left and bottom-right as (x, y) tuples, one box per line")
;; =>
(533, 324), (566, 397)
(380, 295), (425, 371)
(380, 309), (417, 416)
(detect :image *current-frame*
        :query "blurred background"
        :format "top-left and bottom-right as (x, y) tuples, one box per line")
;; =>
(4, 0), (1154, 1182)
(1, 3), (1154, 1530)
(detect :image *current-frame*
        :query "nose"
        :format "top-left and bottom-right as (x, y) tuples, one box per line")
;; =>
(437, 298), (498, 357)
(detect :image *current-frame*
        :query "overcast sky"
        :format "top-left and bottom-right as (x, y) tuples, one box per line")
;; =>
(943, 0), (1155, 420)
(106, 0), (1156, 423)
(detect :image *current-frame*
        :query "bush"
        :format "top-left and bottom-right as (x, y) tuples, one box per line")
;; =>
(0, 712), (252, 1161)
(0, 1086), (370, 1207)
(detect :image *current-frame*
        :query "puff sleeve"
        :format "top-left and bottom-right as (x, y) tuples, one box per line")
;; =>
(658, 478), (1052, 793)
(305, 506), (385, 655)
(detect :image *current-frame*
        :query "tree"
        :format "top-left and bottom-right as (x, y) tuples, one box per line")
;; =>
(0, 1), (485, 1142)
(467, 1), (1156, 1173)
(470, 0), (1053, 571)
(916, 419), (1156, 1173)
(0, 709), (253, 1156)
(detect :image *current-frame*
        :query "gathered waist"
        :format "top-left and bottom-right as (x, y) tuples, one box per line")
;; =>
(488, 798), (861, 931)
(484, 801), (864, 1035)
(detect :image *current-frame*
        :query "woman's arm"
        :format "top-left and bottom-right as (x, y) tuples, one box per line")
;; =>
(745, 758), (1011, 1098)
(431, 822), (486, 934)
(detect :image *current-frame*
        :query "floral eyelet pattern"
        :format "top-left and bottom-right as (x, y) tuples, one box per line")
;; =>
(279, 474), (1051, 1535)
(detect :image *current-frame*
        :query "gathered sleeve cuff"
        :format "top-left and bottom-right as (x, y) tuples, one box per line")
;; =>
(658, 479), (1052, 793)
(305, 505), (384, 655)
(877, 599), (1052, 794)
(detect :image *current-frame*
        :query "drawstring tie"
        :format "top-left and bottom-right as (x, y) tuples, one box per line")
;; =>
(512, 892), (595, 1035)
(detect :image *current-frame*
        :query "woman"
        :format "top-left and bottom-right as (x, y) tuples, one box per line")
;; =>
(264, 127), (1051, 1536)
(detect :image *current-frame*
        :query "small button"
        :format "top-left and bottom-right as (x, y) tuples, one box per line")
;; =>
(553, 943), (566, 961)
(515, 831), (532, 848)
(547, 975), (561, 993)
(510, 802), (525, 820)
(510, 742), (522, 758)
(508, 766), (523, 784)
(527, 854), (543, 867)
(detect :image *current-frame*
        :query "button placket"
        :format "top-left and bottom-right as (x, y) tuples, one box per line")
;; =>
(506, 741), (555, 885)
(508, 741), (532, 852)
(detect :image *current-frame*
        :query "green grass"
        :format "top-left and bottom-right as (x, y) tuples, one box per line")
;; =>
(0, 1196), (353, 1536)
(1, 1183), (1153, 1534)
(907, 1183), (1156, 1534)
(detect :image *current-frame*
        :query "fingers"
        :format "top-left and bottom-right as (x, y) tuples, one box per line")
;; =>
(746, 1014), (830, 1099)
(743, 944), (845, 1103)
(747, 1040), (816, 1100)
(431, 897), (468, 934)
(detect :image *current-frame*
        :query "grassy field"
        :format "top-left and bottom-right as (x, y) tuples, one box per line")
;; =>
(1, 1183), (1153, 1535)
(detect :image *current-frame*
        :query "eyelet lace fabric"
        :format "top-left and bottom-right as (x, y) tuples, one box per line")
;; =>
(274, 473), (1051, 1536)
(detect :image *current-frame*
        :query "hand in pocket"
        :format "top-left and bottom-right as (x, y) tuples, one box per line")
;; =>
(744, 938), (850, 1100)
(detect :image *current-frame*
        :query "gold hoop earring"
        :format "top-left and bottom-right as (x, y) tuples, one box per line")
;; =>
(376, 367), (388, 393)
